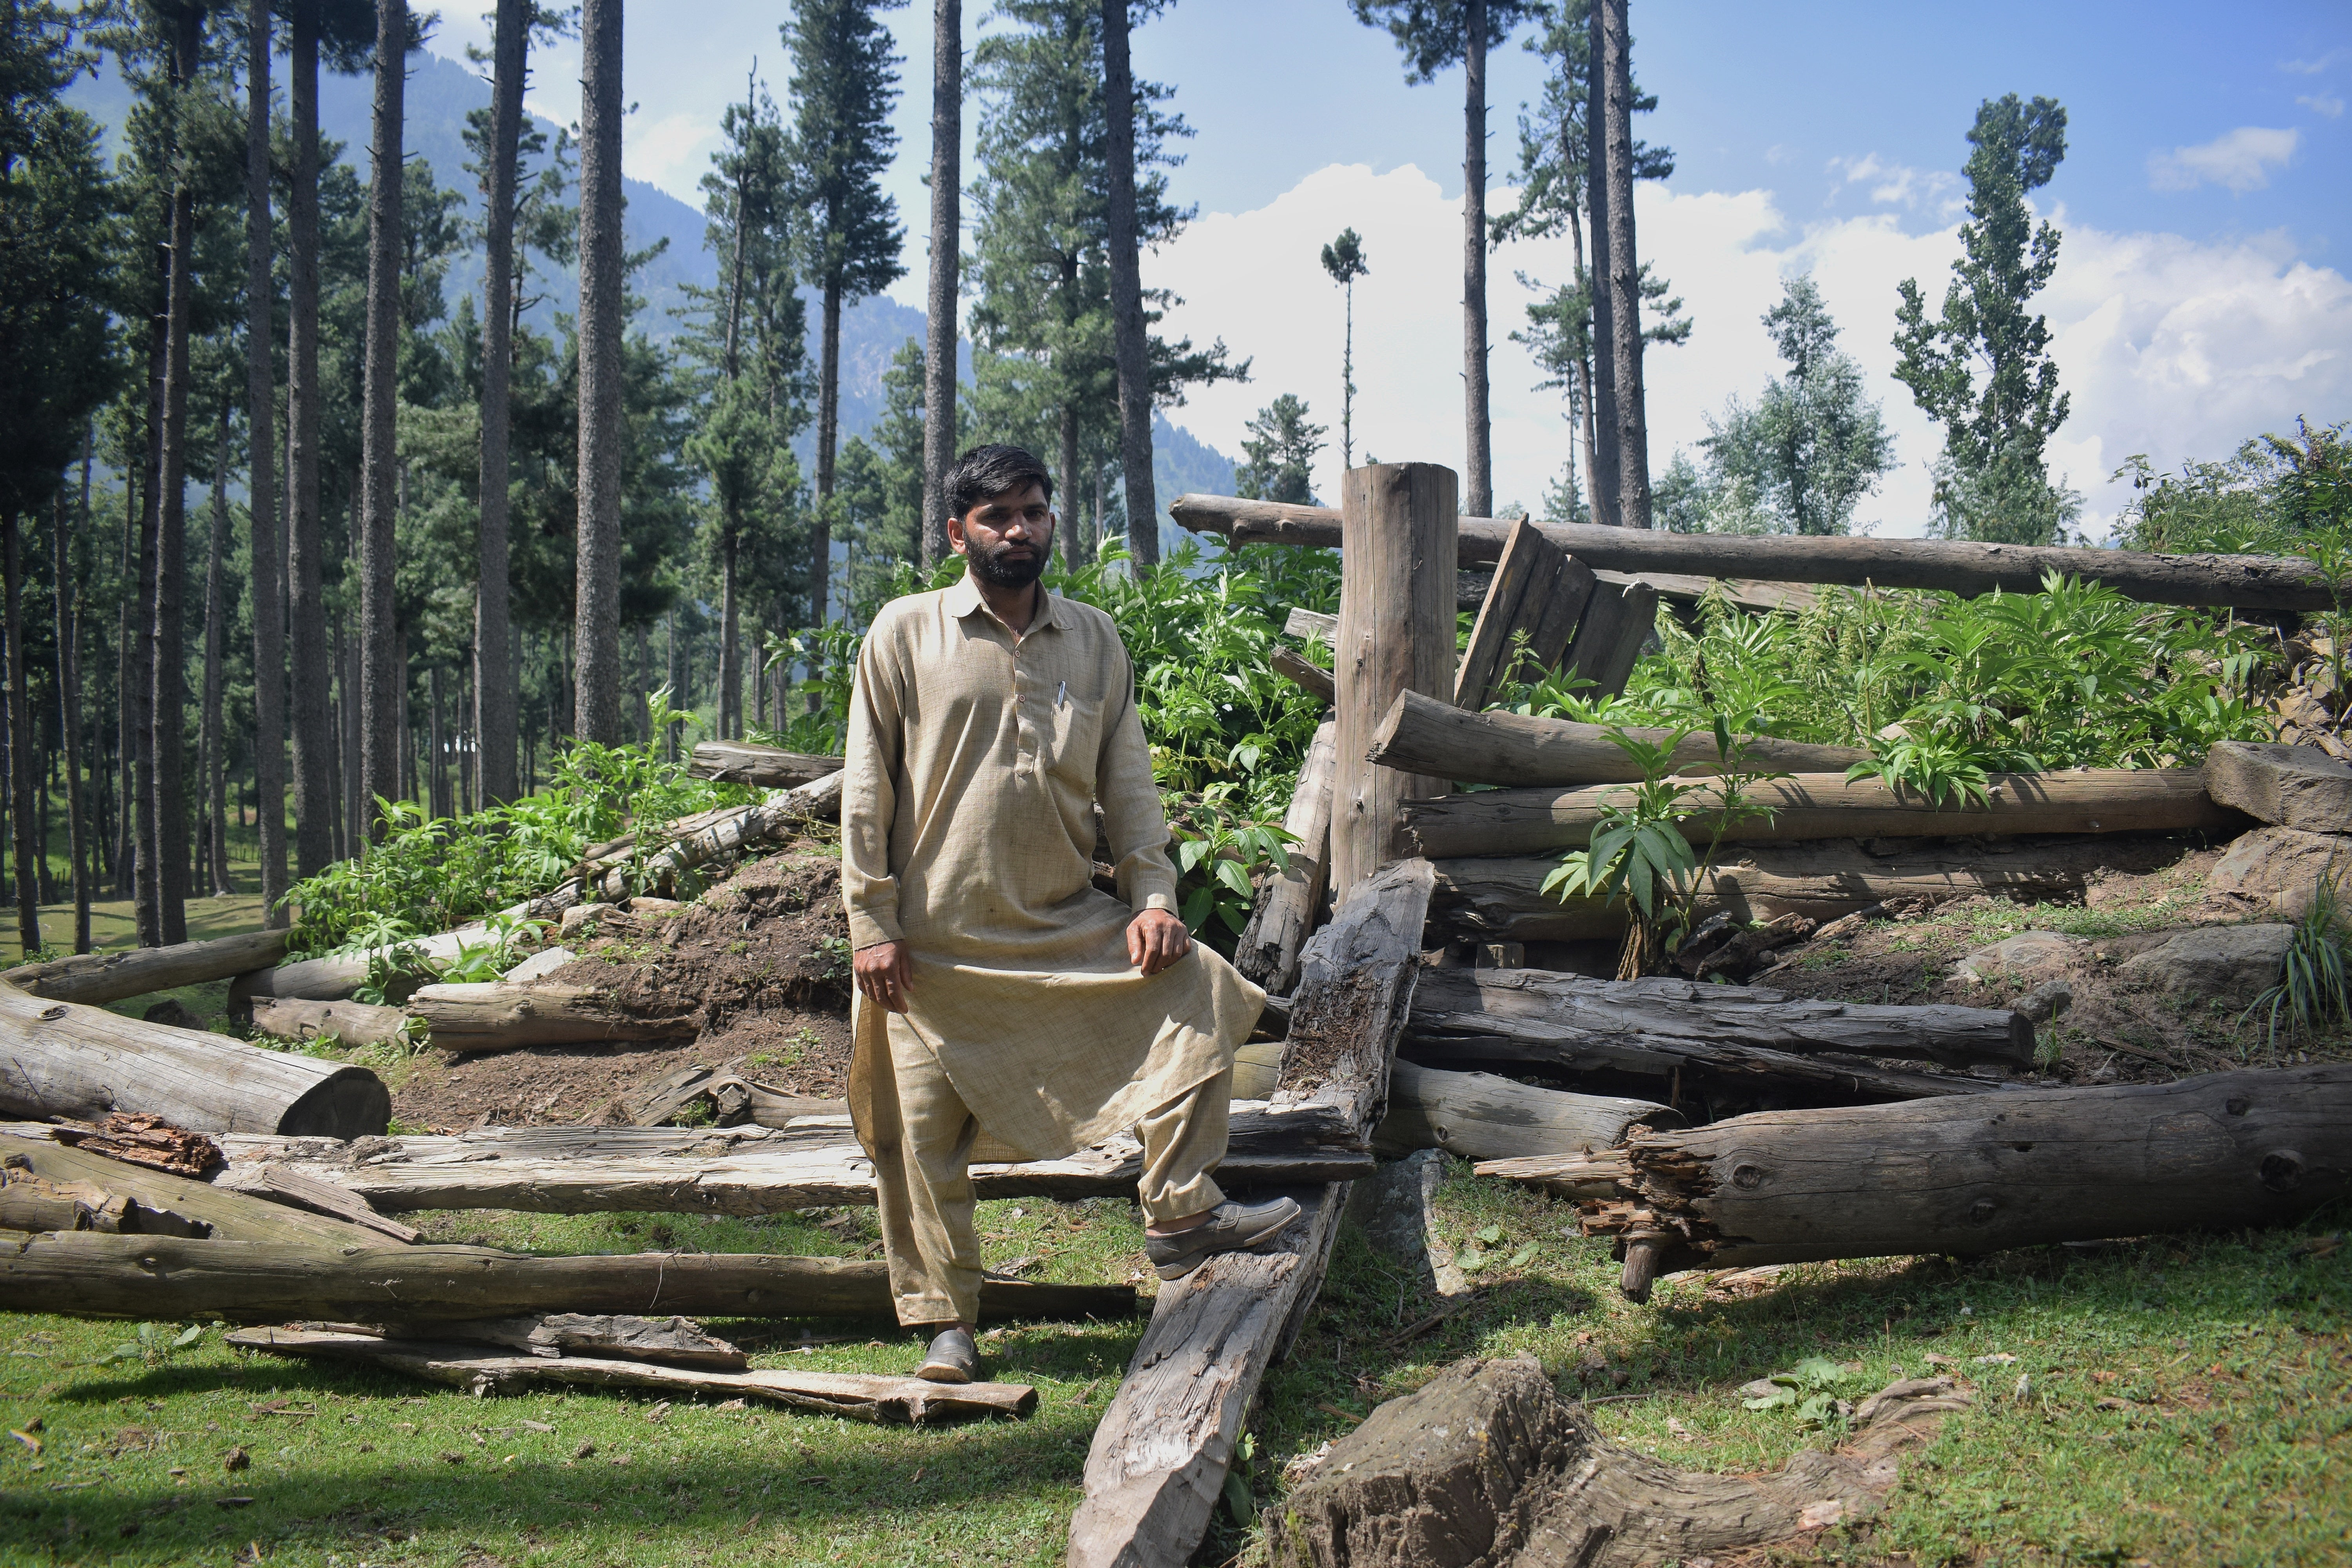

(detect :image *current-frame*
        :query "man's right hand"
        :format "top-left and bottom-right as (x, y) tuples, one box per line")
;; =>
(853, 940), (913, 1014)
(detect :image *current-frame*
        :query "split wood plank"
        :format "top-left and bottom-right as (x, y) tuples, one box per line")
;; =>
(2, 929), (292, 1006)
(1401, 767), (2242, 858)
(1232, 722), (1338, 994)
(1558, 574), (1661, 700)
(227, 1326), (1034, 1423)
(1454, 520), (1591, 712)
(686, 741), (844, 789)
(378, 1312), (747, 1367)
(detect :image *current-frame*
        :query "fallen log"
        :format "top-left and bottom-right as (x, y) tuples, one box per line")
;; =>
(226, 1164), (421, 1243)
(1431, 835), (2201, 943)
(407, 982), (696, 1053)
(0, 984), (388, 1139)
(380, 1312), (747, 1367)
(1172, 492), (2343, 612)
(0, 1168), (205, 1236)
(1069, 859), (1436, 1568)
(1372, 1059), (1677, 1159)
(1402, 767), (2239, 858)
(1575, 1064), (2352, 1295)
(249, 996), (415, 1051)
(1272, 646), (1336, 706)
(1374, 688), (1867, 789)
(1233, 721), (1338, 994)
(1272, 1354), (1969, 1568)
(1413, 966), (2029, 1069)
(687, 740), (843, 789)
(595, 770), (845, 900)
(227, 953), (377, 1007)
(2, 929), (293, 1006)
(0, 1233), (1137, 1324)
(0, 1132), (397, 1246)
(229, 1325), (1033, 1424)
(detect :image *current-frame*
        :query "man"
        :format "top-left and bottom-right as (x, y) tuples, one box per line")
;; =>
(843, 443), (1299, 1385)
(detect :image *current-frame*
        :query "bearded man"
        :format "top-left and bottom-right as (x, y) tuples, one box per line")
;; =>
(842, 443), (1298, 1385)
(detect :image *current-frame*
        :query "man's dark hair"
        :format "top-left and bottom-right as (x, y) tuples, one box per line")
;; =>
(947, 444), (1054, 519)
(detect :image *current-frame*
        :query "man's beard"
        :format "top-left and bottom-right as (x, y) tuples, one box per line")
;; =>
(967, 534), (1050, 588)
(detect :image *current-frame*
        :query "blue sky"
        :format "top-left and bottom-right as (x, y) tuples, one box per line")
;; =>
(423, 0), (2352, 537)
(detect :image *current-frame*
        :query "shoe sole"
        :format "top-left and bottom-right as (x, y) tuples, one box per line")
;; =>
(1149, 1202), (1303, 1281)
(916, 1362), (975, 1385)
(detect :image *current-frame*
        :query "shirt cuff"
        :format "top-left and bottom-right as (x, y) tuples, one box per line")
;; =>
(1137, 890), (1179, 916)
(846, 908), (903, 950)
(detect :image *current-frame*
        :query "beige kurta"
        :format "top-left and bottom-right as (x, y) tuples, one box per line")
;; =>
(842, 573), (1265, 1163)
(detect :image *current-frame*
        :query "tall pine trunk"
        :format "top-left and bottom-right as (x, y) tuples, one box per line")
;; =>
(719, 522), (740, 740)
(54, 474), (89, 953)
(572, 0), (624, 745)
(245, 0), (287, 924)
(1101, 0), (1157, 570)
(3, 510), (34, 957)
(920, 0), (960, 568)
(113, 468), (134, 897)
(203, 416), (232, 897)
(1058, 402), (1079, 573)
(813, 278), (840, 635)
(357, 0), (407, 831)
(1598, 0), (1650, 529)
(1583, 0), (1621, 527)
(287, 0), (334, 873)
(134, 301), (164, 944)
(1460, 0), (1492, 518)
(474, 0), (524, 808)
(1565, 199), (1604, 525)
(153, 3), (204, 944)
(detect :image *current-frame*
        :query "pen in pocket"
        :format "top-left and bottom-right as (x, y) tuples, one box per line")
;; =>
(1056, 680), (1067, 706)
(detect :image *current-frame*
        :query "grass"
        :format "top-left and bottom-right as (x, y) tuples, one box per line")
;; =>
(2, 1177), (2345, 1566)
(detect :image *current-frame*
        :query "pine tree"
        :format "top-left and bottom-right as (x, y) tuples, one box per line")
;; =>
(1318, 229), (1367, 470)
(1234, 396), (1327, 506)
(920, 0), (960, 568)
(1894, 93), (2074, 545)
(1703, 276), (1892, 536)
(572, 0), (625, 744)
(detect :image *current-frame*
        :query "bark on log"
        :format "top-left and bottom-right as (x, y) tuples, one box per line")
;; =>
(1270, 1354), (1970, 1568)
(227, 1325), (1033, 1423)
(1372, 1060), (1675, 1160)
(686, 741), (843, 789)
(1431, 836), (2201, 943)
(228, 953), (376, 1007)
(0, 984), (388, 1139)
(1374, 688), (1867, 789)
(249, 996), (415, 1051)
(1171, 492), (2342, 612)
(2, 929), (292, 1006)
(0, 1233), (1137, 1324)
(1332, 466), (1457, 898)
(1402, 768), (2241, 858)
(407, 982), (695, 1053)
(0, 1132), (394, 1245)
(1069, 860), (1437, 1568)
(595, 770), (844, 901)
(1575, 1064), (2352, 1288)
(1233, 722), (1337, 994)
(1413, 967), (2030, 1070)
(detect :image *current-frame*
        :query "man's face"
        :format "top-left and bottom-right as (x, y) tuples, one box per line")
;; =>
(949, 482), (1056, 589)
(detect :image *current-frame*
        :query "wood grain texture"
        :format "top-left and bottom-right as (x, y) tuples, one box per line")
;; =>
(1170, 492), (2343, 611)
(1271, 648), (1336, 706)
(1402, 768), (2243, 858)
(0, 1233), (1136, 1324)
(1454, 520), (1579, 711)
(249, 996), (414, 1050)
(1233, 722), (1337, 994)
(0, 1133), (392, 1245)
(407, 982), (695, 1052)
(1373, 1060), (1674, 1160)
(1559, 574), (1660, 699)
(0, 984), (388, 1138)
(227, 1325), (1034, 1423)
(1373, 688), (1867, 789)
(686, 741), (843, 789)
(1431, 836), (2203, 942)
(2, 929), (292, 1005)
(1332, 467), (1458, 898)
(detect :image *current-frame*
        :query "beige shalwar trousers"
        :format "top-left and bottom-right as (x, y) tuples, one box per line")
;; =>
(871, 1010), (1229, 1327)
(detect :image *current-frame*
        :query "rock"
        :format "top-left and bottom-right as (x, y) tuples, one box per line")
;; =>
(1270, 1356), (1970, 1568)
(499, 946), (575, 984)
(1955, 931), (2083, 980)
(2206, 826), (2352, 919)
(2011, 978), (2073, 1025)
(2117, 925), (2294, 1000)
(2204, 741), (2352, 831)
(140, 998), (207, 1033)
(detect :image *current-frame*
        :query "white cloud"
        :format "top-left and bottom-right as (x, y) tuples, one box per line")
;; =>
(2298, 91), (2347, 119)
(2281, 47), (2348, 75)
(1826, 153), (1960, 213)
(1149, 164), (2352, 543)
(2147, 126), (2300, 192)
(626, 113), (718, 200)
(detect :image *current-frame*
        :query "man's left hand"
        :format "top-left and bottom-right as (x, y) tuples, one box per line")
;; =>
(1127, 909), (1192, 976)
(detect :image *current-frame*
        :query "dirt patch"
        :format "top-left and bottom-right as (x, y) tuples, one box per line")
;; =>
(387, 849), (857, 1133)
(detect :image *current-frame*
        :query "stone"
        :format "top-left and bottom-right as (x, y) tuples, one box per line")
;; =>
(2011, 978), (2073, 1025)
(499, 946), (576, 984)
(1955, 931), (2083, 981)
(140, 998), (207, 1033)
(2205, 742), (2352, 831)
(2206, 826), (2352, 919)
(2117, 925), (2294, 1000)
(1343, 1148), (1465, 1297)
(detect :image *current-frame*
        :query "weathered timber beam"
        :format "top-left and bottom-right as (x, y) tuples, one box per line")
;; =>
(1576, 1064), (2352, 1286)
(595, 771), (845, 901)
(0, 1133), (404, 1246)
(1271, 648), (1336, 706)
(1172, 492), (2339, 612)
(686, 741), (843, 789)
(1375, 688), (1866, 789)
(1412, 966), (2028, 1070)
(249, 997), (415, 1051)
(0, 984), (388, 1139)
(1372, 1059), (1677, 1159)
(1430, 836), (2201, 943)
(407, 982), (696, 1053)
(2, 929), (292, 1006)
(1402, 768), (2240, 858)
(1233, 722), (1336, 994)
(0, 1234), (1135, 1323)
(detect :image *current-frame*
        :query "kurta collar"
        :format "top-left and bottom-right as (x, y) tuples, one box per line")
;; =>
(945, 571), (1066, 635)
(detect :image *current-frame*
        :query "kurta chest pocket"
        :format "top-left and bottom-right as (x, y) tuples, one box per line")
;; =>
(1038, 688), (1105, 788)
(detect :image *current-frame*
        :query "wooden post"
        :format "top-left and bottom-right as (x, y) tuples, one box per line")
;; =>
(1331, 465), (1456, 900)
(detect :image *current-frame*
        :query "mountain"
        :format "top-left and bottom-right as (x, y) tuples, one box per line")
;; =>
(66, 44), (1236, 527)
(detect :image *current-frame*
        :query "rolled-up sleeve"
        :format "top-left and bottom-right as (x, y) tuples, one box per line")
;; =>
(1094, 645), (1180, 916)
(841, 617), (905, 949)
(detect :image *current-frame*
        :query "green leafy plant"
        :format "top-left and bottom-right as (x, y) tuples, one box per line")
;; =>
(1742, 1356), (1864, 1428)
(1170, 783), (1298, 936)
(1846, 731), (2022, 809)
(2240, 880), (2352, 1055)
(93, 1323), (206, 1368)
(1221, 1430), (1258, 1527)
